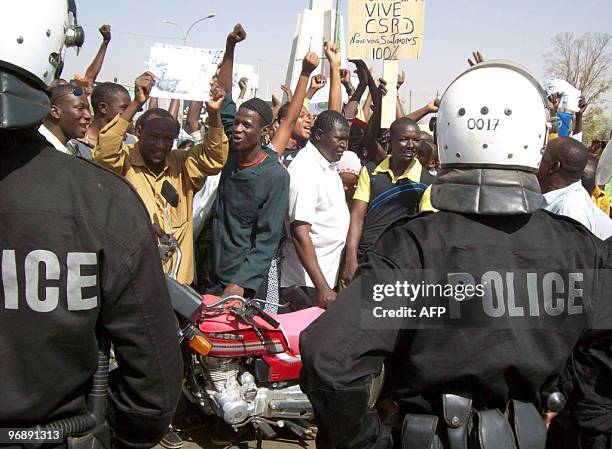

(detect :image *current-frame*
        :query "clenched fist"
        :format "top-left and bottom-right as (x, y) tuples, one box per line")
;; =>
(302, 51), (320, 76)
(228, 23), (247, 45)
(134, 72), (155, 105)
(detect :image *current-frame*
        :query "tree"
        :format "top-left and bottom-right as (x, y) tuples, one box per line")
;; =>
(544, 33), (612, 105)
(582, 105), (612, 144)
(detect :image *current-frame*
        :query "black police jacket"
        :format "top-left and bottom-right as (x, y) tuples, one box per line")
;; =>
(0, 130), (183, 449)
(300, 210), (612, 449)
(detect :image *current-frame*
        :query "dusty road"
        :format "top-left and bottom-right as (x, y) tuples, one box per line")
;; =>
(154, 420), (316, 449)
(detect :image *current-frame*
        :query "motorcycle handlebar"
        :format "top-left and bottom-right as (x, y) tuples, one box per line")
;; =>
(253, 306), (280, 329)
(205, 295), (280, 329)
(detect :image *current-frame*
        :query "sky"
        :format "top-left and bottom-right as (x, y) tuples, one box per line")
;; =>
(64, 0), (612, 109)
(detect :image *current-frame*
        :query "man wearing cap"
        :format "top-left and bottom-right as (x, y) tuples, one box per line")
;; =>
(204, 98), (290, 300)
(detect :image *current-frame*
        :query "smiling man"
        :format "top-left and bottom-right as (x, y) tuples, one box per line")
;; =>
(38, 84), (92, 158)
(93, 72), (228, 284)
(73, 82), (136, 159)
(280, 110), (351, 310)
(341, 117), (435, 285)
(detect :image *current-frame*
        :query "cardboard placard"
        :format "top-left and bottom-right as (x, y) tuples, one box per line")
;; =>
(381, 60), (399, 128)
(148, 44), (224, 101)
(348, 0), (425, 61)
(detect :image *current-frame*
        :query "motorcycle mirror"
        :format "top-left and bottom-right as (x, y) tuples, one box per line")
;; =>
(161, 181), (179, 208)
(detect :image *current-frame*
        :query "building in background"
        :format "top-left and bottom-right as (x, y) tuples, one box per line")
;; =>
(285, 0), (347, 105)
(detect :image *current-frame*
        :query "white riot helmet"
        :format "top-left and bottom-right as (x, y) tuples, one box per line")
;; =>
(437, 61), (550, 171)
(0, 0), (84, 89)
(431, 61), (551, 215)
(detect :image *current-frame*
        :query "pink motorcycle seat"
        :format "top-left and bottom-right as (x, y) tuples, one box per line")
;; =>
(200, 295), (324, 354)
(274, 307), (325, 355)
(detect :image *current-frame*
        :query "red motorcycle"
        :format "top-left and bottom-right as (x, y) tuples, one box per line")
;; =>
(158, 181), (323, 440)
(168, 283), (324, 440)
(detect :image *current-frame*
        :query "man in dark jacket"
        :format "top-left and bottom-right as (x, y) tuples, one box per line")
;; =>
(0, 2), (182, 448)
(300, 61), (612, 449)
(204, 97), (289, 299)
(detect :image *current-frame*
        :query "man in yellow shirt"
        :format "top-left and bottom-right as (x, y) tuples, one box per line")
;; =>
(582, 153), (612, 216)
(340, 117), (434, 286)
(94, 72), (229, 284)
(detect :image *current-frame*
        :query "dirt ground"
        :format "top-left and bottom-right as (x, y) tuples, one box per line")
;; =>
(153, 417), (316, 449)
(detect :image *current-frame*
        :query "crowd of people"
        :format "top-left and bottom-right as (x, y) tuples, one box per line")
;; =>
(39, 23), (612, 313)
(1, 2), (611, 449)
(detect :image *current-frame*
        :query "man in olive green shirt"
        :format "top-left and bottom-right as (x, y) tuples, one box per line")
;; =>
(94, 72), (229, 284)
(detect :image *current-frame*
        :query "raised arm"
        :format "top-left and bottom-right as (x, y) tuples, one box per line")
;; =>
(271, 94), (282, 120)
(271, 51), (319, 156)
(573, 98), (588, 136)
(396, 70), (406, 118)
(280, 84), (293, 102)
(184, 101), (203, 135)
(343, 61), (368, 120)
(183, 82), (229, 191)
(364, 79), (387, 163)
(167, 98), (180, 121)
(340, 68), (355, 97)
(82, 25), (112, 87)
(306, 74), (327, 100)
(325, 41), (342, 113)
(218, 23), (246, 93)
(94, 72), (155, 173)
(363, 91), (373, 120)
(148, 97), (159, 110)
(407, 98), (439, 123)
(238, 77), (249, 100)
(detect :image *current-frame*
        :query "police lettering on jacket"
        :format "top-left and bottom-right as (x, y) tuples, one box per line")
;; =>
(2, 250), (98, 311)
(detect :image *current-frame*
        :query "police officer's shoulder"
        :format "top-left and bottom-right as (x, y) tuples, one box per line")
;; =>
(370, 210), (440, 263)
(537, 208), (606, 242)
(60, 153), (153, 231)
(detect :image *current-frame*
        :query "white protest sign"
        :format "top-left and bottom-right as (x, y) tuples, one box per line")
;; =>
(232, 64), (259, 100)
(348, 0), (425, 61)
(148, 44), (224, 101)
(543, 78), (582, 113)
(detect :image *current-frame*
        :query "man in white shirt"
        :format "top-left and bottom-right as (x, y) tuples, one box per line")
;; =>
(281, 110), (350, 309)
(38, 84), (92, 158)
(538, 136), (612, 240)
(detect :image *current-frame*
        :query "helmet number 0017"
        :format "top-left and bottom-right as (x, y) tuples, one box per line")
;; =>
(467, 118), (500, 131)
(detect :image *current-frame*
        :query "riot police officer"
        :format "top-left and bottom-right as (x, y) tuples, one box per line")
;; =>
(0, 1), (182, 448)
(299, 61), (612, 449)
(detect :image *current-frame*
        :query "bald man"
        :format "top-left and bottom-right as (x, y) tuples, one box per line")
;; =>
(537, 137), (612, 240)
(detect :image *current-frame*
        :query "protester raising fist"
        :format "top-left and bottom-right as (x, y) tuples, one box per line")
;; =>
(228, 23), (247, 45)
(99, 24), (111, 43)
(324, 41), (341, 67)
(310, 74), (326, 90)
(306, 74), (327, 100)
(324, 41), (342, 112)
(302, 51), (320, 75)
(206, 82), (226, 114)
(134, 71), (156, 105)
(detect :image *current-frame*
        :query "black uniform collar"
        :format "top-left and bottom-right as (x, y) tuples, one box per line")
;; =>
(431, 168), (543, 215)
